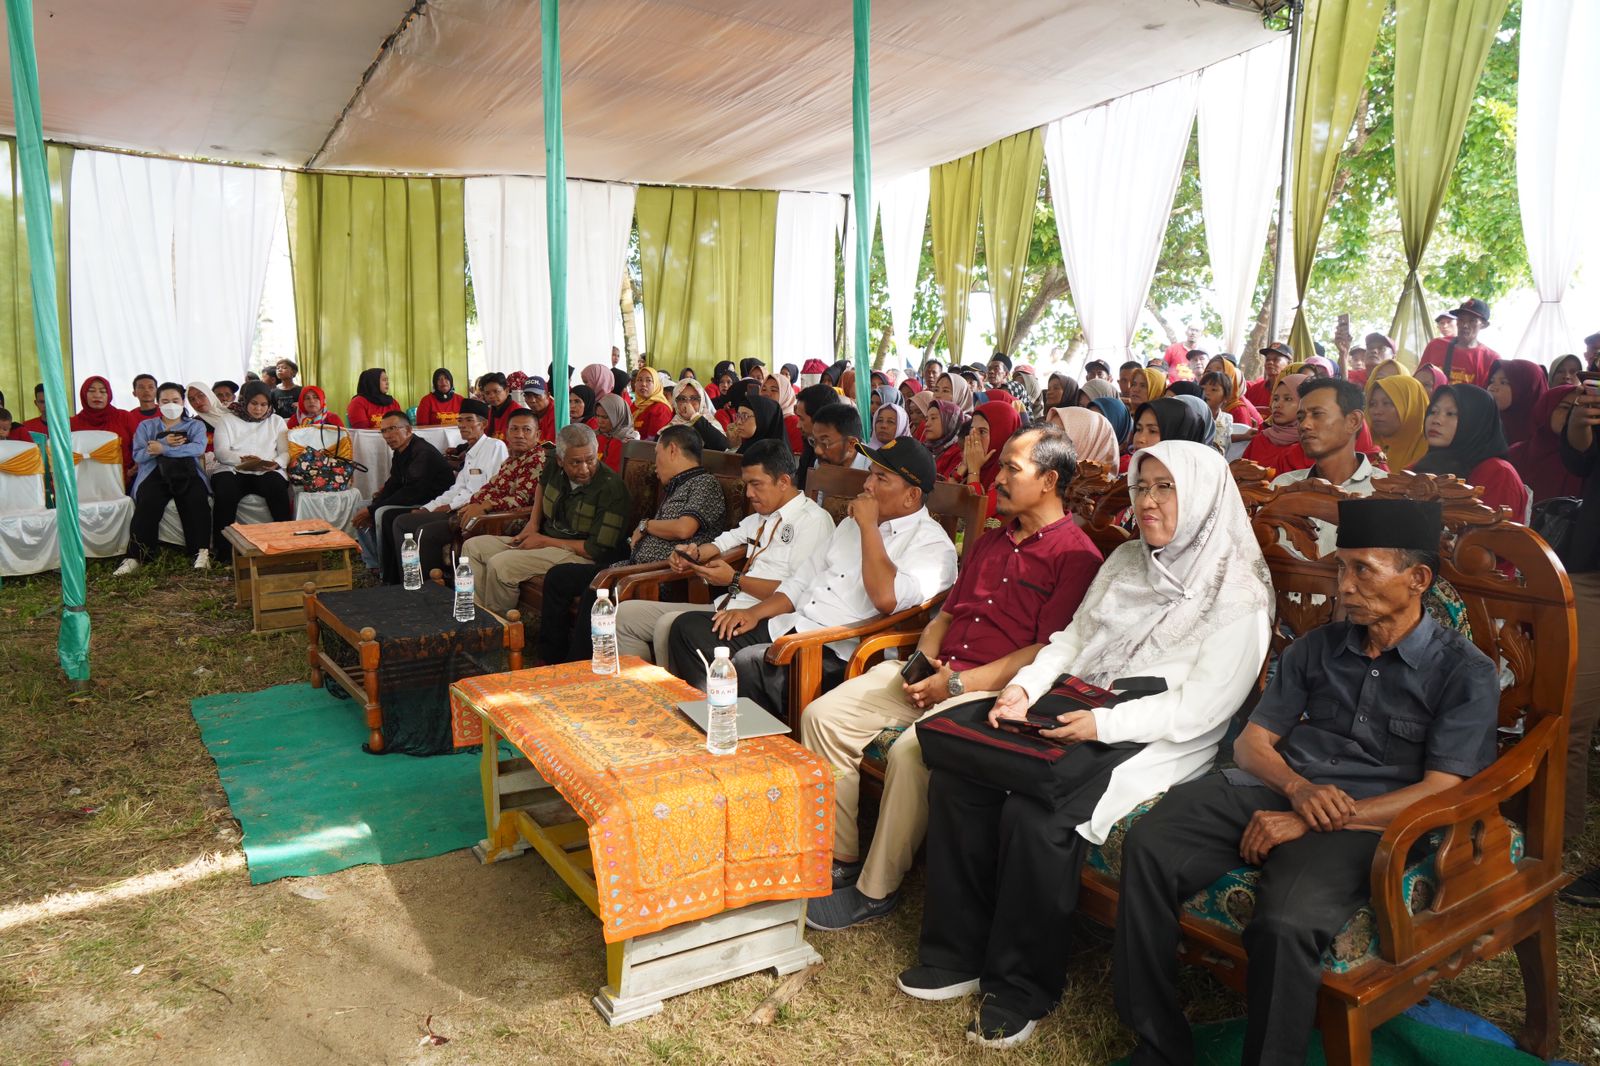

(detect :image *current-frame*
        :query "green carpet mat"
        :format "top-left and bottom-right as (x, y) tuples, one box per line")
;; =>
(191, 683), (490, 884)
(1113, 1013), (1543, 1065)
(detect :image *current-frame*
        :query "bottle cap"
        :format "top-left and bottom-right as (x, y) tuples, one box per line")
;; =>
(714, 646), (729, 658)
(596, 588), (609, 600)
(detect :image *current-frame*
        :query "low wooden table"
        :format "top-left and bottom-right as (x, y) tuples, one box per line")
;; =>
(224, 519), (356, 633)
(450, 659), (832, 1024)
(305, 581), (524, 755)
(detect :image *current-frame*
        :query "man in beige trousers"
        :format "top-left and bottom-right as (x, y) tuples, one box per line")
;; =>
(801, 426), (1104, 929)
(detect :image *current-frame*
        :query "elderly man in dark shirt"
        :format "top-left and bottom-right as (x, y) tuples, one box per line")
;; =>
(353, 410), (456, 583)
(537, 424), (727, 664)
(1113, 498), (1499, 1066)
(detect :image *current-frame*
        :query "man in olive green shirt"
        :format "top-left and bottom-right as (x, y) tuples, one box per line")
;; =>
(464, 423), (632, 614)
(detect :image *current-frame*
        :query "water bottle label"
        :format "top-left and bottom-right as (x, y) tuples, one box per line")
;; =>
(707, 677), (737, 706)
(457, 577), (473, 594)
(592, 615), (616, 637)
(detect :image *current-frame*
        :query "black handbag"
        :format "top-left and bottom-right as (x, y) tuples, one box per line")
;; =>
(918, 675), (1165, 807)
(1530, 496), (1581, 564)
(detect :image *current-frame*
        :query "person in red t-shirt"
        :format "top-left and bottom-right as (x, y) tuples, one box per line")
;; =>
(1162, 324), (1201, 372)
(1244, 342), (1292, 408)
(8, 383), (47, 441)
(1419, 299), (1498, 387)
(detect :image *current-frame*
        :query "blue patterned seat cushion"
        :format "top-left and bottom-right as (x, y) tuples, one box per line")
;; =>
(1087, 794), (1524, 974)
(863, 724), (909, 764)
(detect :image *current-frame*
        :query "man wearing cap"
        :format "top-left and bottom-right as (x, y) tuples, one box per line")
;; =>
(1246, 342), (1293, 408)
(1435, 311), (1457, 339)
(386, 398), (507, 581)
(801, 425), (1103, 931)
(665, 436), (958, 715)
(1360, 332), (1396, 383)
(1420, 299), (1498, 387)
(521, 375), (556, 444)
(1113, 498), (1499, 1066)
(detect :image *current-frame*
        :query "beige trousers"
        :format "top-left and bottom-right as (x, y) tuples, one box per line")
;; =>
(615, 600), (714, 663)
(463, 536), (585, 615)
(798, 660), (996, 899)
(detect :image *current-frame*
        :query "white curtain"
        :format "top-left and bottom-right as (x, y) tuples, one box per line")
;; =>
(464, 176), (636, 381)
(1198, 39), (1291, 355)
(878, 170), (930, 370)
(174, 164), (282, 380)
(71, 152), (281, 395)
(1044, 76), (1199, 362)
(773, 191), (844, 369)
(1515, 0), (1600, 362)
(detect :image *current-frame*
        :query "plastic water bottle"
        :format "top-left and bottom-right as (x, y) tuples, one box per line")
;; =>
(591, 589), (619, 675)
(401, 533), (422, 590)
(705, 647), (738, 756)
(453, 556), (475, 622)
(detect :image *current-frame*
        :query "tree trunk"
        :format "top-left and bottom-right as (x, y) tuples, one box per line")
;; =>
(874, 325), (893, 370)
(619, 272), (639, 367)
(1007, 264), (1070, 357)
(922, 322), (944, 362)
(1146, 299), (1179, 346)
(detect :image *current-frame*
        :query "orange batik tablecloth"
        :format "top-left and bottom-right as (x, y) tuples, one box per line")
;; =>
(450, 658), (833, 943)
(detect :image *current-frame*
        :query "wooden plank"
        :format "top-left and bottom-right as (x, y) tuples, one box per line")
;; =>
(625, 898), (806, 965)
(615, 921), (813, 1002)
(510, 810), (601, 916)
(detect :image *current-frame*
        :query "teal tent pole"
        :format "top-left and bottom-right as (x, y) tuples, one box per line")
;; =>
(542, 0), (569, 431)
(5, 0), (88, 680)
(850, 0), (872, 424)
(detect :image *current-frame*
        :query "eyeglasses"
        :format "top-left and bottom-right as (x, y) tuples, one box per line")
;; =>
(1130, 481), (1177, 504)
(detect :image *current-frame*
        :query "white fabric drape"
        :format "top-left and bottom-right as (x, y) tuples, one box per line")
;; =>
(1198, 39), (1291, 355)
(464, 176), (637, 380)
(878, 170), (930, 369)
(1515, 0), (1600, 362)
(773, 191), (845, 369)
(173, 165), (283, 380)
(72, 152), (281, 394)
(1044, 76), (1199, 362)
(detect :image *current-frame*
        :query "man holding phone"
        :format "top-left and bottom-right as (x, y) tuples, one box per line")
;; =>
(800, 425), (1103, 931)
(615, 439), (834, 665)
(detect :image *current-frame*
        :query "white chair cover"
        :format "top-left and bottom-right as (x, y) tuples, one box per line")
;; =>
(0, 439), (59, 575)
(70, 429), (133, 559)
(350, 425), (461, 499)
(287, 426), (362, 533)
(158, 494), (273, 547)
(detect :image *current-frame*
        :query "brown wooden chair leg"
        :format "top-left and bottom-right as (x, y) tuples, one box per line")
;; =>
(1316, 996), (1371, 1066)
(1513, 899), (1560, 1061)
(304, 581), (323, 689)
(359, 626), (383, 753)
(506, 608), (525, 670)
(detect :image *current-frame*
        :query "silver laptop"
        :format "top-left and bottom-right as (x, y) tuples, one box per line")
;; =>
(676, 698), (791, 739)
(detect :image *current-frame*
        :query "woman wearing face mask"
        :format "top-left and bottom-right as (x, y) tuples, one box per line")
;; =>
(211, 381), (293, 563)
(346, 368), (402, 429)
(1413, 383), (1527, 517)
(416, 368), (462, 426)
(294, 385), (344, 429)
(668, 379), (728, 451)
(70, 375), (136, 486)
(115, 383), (212, 575)
(1239, 373), (1314, 476)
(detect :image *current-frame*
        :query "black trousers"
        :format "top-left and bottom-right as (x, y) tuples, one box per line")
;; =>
(211, 470), (293, 559)
(128, 472), (210, 560)
(1113, 773), (1380, 1066)
(389, 510), (455, 584)
(539, 561), (604, 663)
(917, 762), (1111, 1022)
(665, 612), (846, 715)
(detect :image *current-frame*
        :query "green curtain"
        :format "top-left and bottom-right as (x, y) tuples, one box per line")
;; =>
(930, 153), (981, 361)
(285, 172), (467, 413)
(1388, 0), (1509, 364)
(0, 135), (69, 421)
(978, 128), (1044, 356)
(635, 186), (777, 377)
(1288, 0), (1386, 361)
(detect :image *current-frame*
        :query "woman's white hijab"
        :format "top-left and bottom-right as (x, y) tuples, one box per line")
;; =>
(668, 379), (715, 427)
(1062, 440), (1270, 683)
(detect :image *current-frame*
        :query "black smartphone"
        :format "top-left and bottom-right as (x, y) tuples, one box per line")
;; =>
(673, 546), (700, 564)
(900, 650), (937, 685)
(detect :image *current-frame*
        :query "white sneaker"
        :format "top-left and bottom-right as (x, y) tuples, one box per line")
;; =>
(113, 558), (141, 577)
(193, 549), (212, 570)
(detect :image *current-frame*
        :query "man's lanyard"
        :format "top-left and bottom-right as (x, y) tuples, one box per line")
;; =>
(717, 514), (781, 609)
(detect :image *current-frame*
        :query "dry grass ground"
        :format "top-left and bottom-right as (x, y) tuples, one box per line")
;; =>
(1, 559), (1599, 1065)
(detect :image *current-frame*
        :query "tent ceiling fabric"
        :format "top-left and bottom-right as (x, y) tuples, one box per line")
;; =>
(0, 0), (1278, 192)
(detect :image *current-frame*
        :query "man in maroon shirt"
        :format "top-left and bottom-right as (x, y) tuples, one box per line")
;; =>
(1245, 342), (1292, 408)
(800, 425), (1104, 930)
(1419, 298), (1498, 387)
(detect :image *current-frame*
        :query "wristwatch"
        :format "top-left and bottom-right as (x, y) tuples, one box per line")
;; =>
(947, 671), (964, 697)
(636, 519), (648, 535)
(726, 574), (742, 599)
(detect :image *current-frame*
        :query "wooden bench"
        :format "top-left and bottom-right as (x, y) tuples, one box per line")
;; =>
(848, 473), (1576, 1062)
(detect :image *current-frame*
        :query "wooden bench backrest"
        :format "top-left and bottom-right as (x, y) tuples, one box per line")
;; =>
(617, 439), (754, 537)
(805, 462), (987, 564)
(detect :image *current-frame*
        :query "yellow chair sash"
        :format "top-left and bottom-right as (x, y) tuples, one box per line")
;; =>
(68, 439), (124, 465)
(287, 435), (353, 464)
(0, 446), (44, 476)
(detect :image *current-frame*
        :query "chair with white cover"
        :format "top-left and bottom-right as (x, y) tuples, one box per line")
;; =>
(158, 476), (272, 546)
(287, 425), (362, 532)
(71, 430), (134, 559)
(0, 439), (59, 575)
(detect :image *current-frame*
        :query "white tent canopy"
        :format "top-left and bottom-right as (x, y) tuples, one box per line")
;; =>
(0, 0), (1279, 190)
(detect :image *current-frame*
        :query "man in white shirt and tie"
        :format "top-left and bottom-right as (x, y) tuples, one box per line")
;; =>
(615, 439), (835, 663)
(666, 436), (959, 715)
